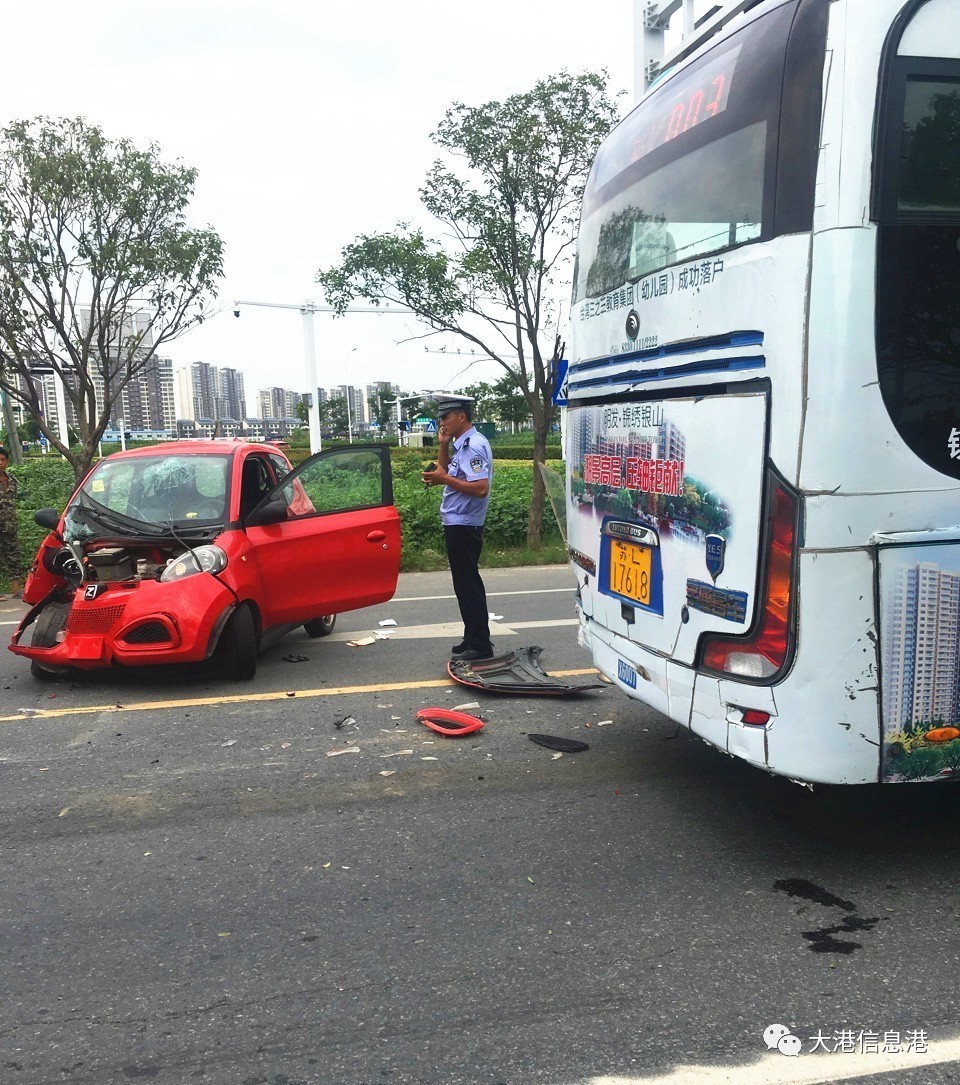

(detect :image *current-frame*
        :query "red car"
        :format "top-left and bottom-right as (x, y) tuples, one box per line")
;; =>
(10, 441), (401, 680)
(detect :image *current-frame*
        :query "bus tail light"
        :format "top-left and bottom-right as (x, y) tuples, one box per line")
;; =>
(741, 709), (771, 726)
(699, 478), (800, 682)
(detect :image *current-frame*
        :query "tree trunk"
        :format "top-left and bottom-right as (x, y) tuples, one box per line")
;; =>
(1, 397), (22, 465)
(526, 412), (552, 549)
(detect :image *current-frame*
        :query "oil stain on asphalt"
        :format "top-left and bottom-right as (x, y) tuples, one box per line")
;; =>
(774, 877), (883, 954)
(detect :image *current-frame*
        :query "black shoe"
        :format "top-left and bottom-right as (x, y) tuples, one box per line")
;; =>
(452, 646), (494, 662)
(451, 641), (468, 655)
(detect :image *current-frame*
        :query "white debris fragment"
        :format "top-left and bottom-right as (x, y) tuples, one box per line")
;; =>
(379, 770), (396, 777)
(347, 636), (377, 647)
(327, 746), (361, 757)
(597, 720), (614, 727)
(381, 749), (414, 758)
(421, 756), (439, 761)
(378, 619), (398, 627)
(551, 752), (563, 760)
(453, 701), (481, 711)
(489, 612), (503, 621)
(221, 739), (237, 747)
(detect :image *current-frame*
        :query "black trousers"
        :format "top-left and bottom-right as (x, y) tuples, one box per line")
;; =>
(444, 524), (491, 649)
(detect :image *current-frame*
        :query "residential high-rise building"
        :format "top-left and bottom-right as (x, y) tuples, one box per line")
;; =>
(219, 367), (246, 422)
(331, 384), (366, 429)
(18, 353), (174, 435)
(258, 387), (300, 421)
(174, 361), (218, 422)
(108, 355), (175, 430)
(367, 381), (400, 426)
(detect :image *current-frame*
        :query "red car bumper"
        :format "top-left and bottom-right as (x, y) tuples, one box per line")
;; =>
(9, 575), (237, 671)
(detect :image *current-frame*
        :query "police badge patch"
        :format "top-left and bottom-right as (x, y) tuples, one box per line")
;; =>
(470, 456), (484, 473)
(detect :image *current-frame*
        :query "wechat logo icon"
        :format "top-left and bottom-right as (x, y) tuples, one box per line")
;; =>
(764, 1024), (803, 1056)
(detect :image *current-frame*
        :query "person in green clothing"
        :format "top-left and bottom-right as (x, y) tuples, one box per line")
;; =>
(0, 447), (23, 599)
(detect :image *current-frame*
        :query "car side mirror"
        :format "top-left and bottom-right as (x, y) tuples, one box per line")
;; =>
(244, 496), (288, 527)
(34, 508), (62, 533)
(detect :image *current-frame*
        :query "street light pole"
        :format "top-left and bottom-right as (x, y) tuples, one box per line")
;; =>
(344, 347), (357, 444)
(233, 299), (406, 455)
(301, 309), (321, 453)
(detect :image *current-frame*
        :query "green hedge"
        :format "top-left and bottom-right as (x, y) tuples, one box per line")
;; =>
(10, 458), (76, 567)
(5, 453), (564, 583)
(389, 450), (563, 557)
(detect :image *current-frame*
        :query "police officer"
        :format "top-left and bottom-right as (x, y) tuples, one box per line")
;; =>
(0, 447), (23, 600)
(422, 395), (494, 661)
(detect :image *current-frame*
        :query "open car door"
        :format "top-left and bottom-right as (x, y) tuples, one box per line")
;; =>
(243, 444), (400, 627)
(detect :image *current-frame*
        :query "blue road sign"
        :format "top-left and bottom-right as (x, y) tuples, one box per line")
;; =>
(552, 359), (569, 406)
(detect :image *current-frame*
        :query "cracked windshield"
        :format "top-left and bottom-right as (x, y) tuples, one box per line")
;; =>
(69, 454), (231, 537)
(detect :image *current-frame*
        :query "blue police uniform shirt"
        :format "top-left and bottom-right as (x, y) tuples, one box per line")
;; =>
(440, 426), (493, 526)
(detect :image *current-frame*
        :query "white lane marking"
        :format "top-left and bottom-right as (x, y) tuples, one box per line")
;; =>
(508, 619), (579, 630)
(329, 618), (579, 643)
(392, 587), (573, 603)
(588, 1037), (960, 1085)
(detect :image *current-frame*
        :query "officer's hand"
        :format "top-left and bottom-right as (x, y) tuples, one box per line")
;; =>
(421, 464), (446, 487)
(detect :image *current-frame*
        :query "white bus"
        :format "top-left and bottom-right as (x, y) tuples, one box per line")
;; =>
(565, 0), (960, 785)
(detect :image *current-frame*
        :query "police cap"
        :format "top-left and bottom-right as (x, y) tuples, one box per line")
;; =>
(432, 393), (474, 418)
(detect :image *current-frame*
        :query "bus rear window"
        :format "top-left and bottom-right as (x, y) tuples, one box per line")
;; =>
(573, 2), (793, 303)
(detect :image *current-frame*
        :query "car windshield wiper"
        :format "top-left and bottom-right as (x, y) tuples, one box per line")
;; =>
(70, 494), (168, 538)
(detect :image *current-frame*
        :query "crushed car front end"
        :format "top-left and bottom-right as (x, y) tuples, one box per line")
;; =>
(9, 448), (242, 675)
(10, 537), (240, 673)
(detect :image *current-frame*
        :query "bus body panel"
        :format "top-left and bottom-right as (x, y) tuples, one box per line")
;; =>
(570, 233), (810, 487)
(762, 550), (881, 784)
(689, 549), (879, 786)
(802, 227), (960, 499)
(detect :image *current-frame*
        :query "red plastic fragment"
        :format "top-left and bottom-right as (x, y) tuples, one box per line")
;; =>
(415, 707), (485, 737)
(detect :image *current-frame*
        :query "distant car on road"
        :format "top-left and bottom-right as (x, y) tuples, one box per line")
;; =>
(10, 440), (400, 680)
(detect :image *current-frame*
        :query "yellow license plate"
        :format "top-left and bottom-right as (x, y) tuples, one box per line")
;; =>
(609, 540), (652, 605)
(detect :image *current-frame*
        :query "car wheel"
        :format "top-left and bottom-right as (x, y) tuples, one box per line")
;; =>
(30, 659), (57, 681)
(217, 604), (258, 681)
(303, 614), (337, 638)
(31, 598), (71, 648)
(28, 598), (71, 679)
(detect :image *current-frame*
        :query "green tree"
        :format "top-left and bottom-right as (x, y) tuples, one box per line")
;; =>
(326, 394), (349, 438)
(490, 372), (531, 432)
(318, 71), (620, 546)
(0, 116), (224, 481)
(460, 381), (497, 424)
(367, 389), (395, 435)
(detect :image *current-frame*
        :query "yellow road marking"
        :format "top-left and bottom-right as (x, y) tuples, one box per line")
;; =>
(0, 669), (602, 723)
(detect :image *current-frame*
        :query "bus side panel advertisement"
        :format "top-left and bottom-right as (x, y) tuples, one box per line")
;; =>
(879, 542), (960, 784)
(567, 392), (766, 663)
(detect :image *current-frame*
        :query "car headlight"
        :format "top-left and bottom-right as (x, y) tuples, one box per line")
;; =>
(160, 546), (228, 582)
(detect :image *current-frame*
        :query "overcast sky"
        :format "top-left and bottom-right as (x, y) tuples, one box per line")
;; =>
(1, 1), (641, 400)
